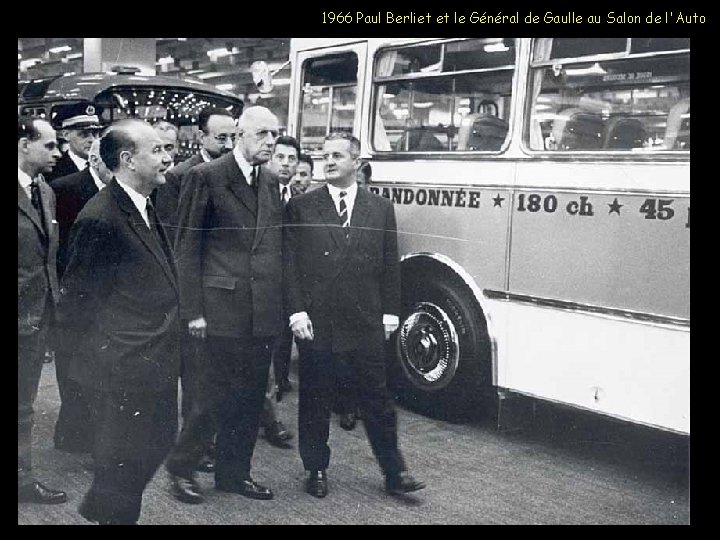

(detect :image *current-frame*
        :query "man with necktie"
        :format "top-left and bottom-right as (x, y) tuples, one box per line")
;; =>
(18, 116), (67, 505)
(166, 106), (284, 504)
(284, 132), (425, 499)
(59, 119), (178, 524)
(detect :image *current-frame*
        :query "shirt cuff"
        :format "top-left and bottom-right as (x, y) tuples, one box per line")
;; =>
(383, 314), (399, 326)
(289, 312), (308, 327)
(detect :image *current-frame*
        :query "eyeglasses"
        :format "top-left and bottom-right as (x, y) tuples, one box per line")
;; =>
(212, 134), (237, 144)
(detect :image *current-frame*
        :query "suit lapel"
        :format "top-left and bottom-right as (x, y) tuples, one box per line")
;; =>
(79, 170), (99, 202)
(252, 166), (278, 251)
(38, 181), (56, 237)
(110, 181), (178, 295)
(224, 155), (258, 218)
(17, 182), (46, 239)
(315, 186), (347, 250)
(347, 187), (370, 253)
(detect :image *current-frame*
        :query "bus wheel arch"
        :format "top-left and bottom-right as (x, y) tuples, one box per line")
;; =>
(391, 254), (494, 419)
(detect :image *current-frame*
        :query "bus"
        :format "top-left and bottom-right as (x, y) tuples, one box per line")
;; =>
(285, 38), (690, 435)
(18, 67), (243, 162)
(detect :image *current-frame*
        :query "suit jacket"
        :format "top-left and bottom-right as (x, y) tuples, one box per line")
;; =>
(284, 185), (400, 352)
(18, 177), (60, 336)
(49, 168), (99, 277)
(58, 179), (180, 393)
(44, 152), (80, 182)
(175, 153), (283, 339)
(154, 153), (204, 234)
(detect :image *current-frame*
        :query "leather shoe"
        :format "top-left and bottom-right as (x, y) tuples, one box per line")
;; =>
(384, 472), (426, 495)
(18, 481), (67, 504)
(339, 411), (358, 431)
(265, 421), (293, 449)
(216, 478), (273, 500)
(195, 455), (215, 473)
(170, 474), (204, 504)
(305, 470), (328, 498)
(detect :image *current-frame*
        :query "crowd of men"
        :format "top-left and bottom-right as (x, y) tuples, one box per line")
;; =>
(18, 101), (424, 525)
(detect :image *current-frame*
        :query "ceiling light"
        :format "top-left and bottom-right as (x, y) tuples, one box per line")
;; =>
(484, 42), (509, 53)
(215, 83), (234, 91)
(565, 62), (607, 76)
(50, 45), (72, 54)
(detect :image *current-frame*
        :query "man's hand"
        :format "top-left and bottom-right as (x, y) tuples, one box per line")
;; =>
(290, 312), (314, 341)
(383, 314), (399, 341)
(188, 317), (207, 340)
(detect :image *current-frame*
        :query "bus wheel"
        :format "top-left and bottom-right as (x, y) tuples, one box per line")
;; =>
(392, 272), (491, 419)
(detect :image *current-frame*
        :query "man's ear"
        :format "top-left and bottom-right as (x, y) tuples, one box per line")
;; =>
(119, 150), (134, 170)
(18, 138), (29, 153)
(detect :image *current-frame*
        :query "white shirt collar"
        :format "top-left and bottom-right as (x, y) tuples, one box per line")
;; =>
(68, 149), (87, 171)
(18, 167), (33, 190)
(326, 181), (358, 220)
(232, 146), (255, 185)
(115, 178), (150, 227)
(89, 167), (106, 191)
(200, 149), (213, 163)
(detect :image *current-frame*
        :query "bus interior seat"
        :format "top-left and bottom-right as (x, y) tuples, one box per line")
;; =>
(457, 114), (509, 151)
(552, 108), (604, 150)
(397, 127), (446, 151)
(603, 117), (647, 149)
(664, 98), (690, 150)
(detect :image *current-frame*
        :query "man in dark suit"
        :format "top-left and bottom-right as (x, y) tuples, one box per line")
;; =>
(284, 133), (425, 499)
(18, 116), (67, 505)
(49, 138), (113, 455)
(59, 120), (178, 525)
(44, 102), (102, 182)
(165, 106), (283, 504)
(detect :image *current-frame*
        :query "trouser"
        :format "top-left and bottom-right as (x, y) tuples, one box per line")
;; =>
(81, 387), (177, 524)
(272, 323), (293, 385)
(18, 329), (48, 488)
(53, 332), (93, 452)
(166, 336), (272, 485)
(179, 327), (201, 420)
(297, 342), (405, 476)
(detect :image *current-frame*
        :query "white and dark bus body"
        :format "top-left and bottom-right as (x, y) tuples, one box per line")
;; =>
(287, 38), (689, 435)
(18, 69), (243, 162)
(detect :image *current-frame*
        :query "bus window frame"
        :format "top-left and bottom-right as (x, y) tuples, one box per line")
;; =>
(523, 38), (691, 160)
(369, 38), (518, 158)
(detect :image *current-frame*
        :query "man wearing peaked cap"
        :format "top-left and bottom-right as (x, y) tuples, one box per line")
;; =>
(45, 102), (103, 182)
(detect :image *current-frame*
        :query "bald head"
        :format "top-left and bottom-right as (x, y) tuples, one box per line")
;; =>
(237, 106), (280, 165)
(100, 119), (172, 196)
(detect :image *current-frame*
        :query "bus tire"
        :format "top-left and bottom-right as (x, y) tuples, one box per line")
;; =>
(390, 271), (491, 420)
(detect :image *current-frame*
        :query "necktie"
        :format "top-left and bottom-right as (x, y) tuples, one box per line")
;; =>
(146, 198), (171, 261)
(249, 166), (258, 196)
(338, 191), (349, 239)
(30, 180), (47, 236)
(281, 185), (289, 206)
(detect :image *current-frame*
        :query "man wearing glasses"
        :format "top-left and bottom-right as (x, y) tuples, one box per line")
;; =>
(45, 102), (102, 182)
(155, 107), (236, 229)
(166, 106), (284, 504)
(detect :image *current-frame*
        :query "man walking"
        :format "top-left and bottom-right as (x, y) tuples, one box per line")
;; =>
(166, 106), (283, 504)
(284, 132), (425, 499)
(59, 120), (178, 524)
(18, 116), (66, 505)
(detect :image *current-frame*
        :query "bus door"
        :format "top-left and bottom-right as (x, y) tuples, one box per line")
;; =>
(292, 41), (367, 168)
(508, 38), (690, 433)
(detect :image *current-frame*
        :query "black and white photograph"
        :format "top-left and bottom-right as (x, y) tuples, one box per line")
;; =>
(18, 34), (690, 525)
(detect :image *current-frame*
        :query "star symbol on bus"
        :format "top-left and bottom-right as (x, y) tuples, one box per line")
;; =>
(492, 194), (505, 207)
(608, 198), (623, 215)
